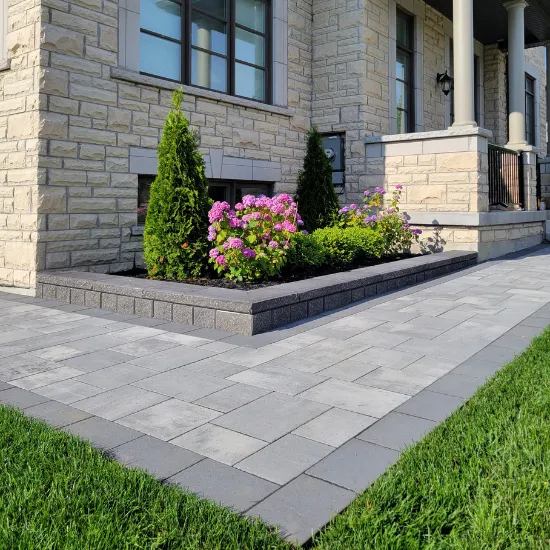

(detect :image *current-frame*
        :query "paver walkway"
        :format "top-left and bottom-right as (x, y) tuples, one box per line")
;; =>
(2, 246), (550, 543)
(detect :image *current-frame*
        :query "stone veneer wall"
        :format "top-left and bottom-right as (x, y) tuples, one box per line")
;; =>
(484, 44), (547, 158)
(414, 221), (544, 262)
(483, 44), (508, 149)
(365, 128), (490, 213)
(0, 0), (42, 289)
(524, 46), (547, 158)
(13, 0), (312, 287)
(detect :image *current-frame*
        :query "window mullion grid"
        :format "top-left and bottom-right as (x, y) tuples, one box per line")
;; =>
(229, 0), (235, 96)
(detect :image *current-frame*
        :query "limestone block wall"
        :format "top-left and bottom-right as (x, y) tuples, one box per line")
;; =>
(415, 220), (544, 262)
(525, 46), (547, 158)
(483, 45), (508, 149)
(365, 128), (490, 213)
(0, 0), (42, 289)
(33, 0), (312, 278)
(422, 5), (446, 133)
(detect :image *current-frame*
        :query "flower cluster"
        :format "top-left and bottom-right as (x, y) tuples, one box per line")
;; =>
(338, 186), (421, 256)
(208, 194), (304, 280)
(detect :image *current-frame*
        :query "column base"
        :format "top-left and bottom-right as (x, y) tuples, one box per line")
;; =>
(506, 140), (529, 150)
(452, 121), (478, 129)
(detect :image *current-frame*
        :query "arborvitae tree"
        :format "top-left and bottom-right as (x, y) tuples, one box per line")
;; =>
(143, 90), (211, 280)
(294, 126), (340, 231)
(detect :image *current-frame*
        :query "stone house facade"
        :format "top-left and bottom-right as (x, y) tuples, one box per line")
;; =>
(0, 0), (548, 291)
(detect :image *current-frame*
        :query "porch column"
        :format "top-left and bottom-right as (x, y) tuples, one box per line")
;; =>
(452, 0), (477, 127)
(504, 0), (529, 150)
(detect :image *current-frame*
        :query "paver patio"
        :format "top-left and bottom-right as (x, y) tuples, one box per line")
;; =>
(1, 246), (550, 543)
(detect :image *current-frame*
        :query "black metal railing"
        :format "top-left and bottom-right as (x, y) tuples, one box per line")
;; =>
(536, 157), (542, 208)
(488, 144), (524, 209)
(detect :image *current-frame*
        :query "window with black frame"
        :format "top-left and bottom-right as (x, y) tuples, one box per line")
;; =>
(140, 0), (270, 102)
(396, 9), (414, 134)
(208, 180), (273, 205)
(137, 177), (274, 225)
(525, 74), (536, 146)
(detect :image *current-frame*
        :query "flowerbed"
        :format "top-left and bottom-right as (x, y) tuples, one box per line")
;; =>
(205, 186), (421, 282)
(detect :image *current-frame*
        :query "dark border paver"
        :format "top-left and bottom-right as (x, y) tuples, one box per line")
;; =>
(24, 401), (92, 428)
(357, 411), (437, 451)
(428, 373), (484, 399)
(63, 417), (143, 450)
(247, 474), (354, 543)
(395, 390), (465, 422)
(307, 438), (399, 492)
(167, 458), (279, 513)
(0, 388), (50, 409)
(111, 435), (204, 480)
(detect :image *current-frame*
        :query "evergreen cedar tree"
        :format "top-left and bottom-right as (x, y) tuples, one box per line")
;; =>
(143, 90), (211, 280)
(294, 126), (340, 231)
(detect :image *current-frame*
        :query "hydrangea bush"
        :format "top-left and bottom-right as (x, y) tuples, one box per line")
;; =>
(208, 194), (304, 281)
(338, 186), (421, 256)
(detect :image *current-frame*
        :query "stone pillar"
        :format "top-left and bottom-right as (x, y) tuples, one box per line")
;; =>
(522, 150), (538, 210)
(452, 0), (477, 127)
(504, 0), (529, 150)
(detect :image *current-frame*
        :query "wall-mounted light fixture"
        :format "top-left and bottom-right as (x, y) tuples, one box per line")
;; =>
(436, 71), (454, 96)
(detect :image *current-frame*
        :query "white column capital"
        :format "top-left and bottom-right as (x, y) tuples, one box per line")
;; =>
(503, 0), (529, 11)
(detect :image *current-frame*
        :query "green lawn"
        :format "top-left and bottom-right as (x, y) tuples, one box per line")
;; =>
(2, 330), (550, 549)
(312, 328), (550, 549)
(0, 405), (293, 550)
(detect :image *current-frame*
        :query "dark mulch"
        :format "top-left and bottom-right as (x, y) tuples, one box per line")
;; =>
(114, 255), (417, 290)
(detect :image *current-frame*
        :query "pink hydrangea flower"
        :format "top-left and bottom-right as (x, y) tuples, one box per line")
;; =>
(215, 255), (227, 267)
(234, 202), (244, 211)
(242, 195), (256, 208)
(209, 248), (220, 258)
(228, 237), (243, 249)
(242, 247), (256, 259)
(268, 241), (278, 249)
(274, 223), (283, 231)
(282, 220), (296, 233)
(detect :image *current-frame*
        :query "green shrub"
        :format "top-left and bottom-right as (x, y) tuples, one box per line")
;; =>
(143, 90), (211, 280)
(284, 232), (327, 275)
(312, 226), (384, 269)
(294, 126), (340, 231)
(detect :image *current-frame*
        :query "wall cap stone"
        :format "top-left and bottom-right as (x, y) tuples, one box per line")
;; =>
(37, 250), (477, 314)
(408, 210), (550, 227)
(364, 126), (493, 144)
(111, 68), (294, 117)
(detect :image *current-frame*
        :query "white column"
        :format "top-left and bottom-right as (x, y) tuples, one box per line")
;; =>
(452, 0), (477, 127)
(504, 0), (529, 150)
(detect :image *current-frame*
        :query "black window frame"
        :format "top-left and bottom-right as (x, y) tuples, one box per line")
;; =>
(136, 176), (275, 225)
(395, 8), (415, 134)
(140, 0), (272, 104)
(525, 73), (536, 146)
(208, 179), (274, 206)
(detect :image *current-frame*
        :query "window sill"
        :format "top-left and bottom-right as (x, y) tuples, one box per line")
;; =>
(111, 68), (293, 118)
(0, 59), (11, 73)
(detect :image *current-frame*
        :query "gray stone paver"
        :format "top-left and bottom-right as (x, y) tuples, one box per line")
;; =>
(171, 423), (267, 465)
(2, 246), (550, 543)
(117, 399), (221, 441)
(236, 434), (334, 485)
